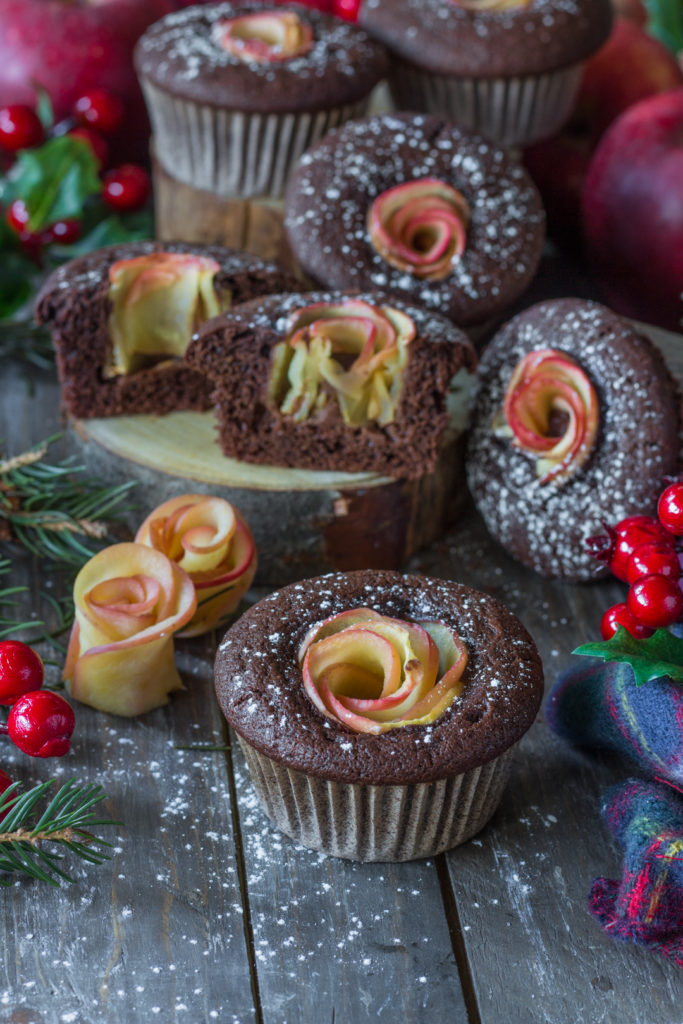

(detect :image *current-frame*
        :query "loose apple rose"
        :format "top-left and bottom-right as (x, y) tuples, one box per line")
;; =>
(493, 348), (599, 485)
(64, 543), (196, 717)
(368, 178), (470, 280)
(107, 252), (227, 375)
(136, 495), (257, 638)
(299, 608), (468, 734)
(268, 299), (416, 427)
(214, 11), (314, 63)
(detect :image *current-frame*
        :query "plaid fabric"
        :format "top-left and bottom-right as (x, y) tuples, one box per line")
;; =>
(589, 780), (683, 967)
(546, 660), (683, 788)
(547, 661), (683, 965)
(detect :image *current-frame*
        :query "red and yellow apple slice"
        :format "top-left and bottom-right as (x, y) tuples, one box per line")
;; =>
(271, 299), (415, 427)
(494, 348), (599, 485)
(107, 251), (225, 375)
(300, 608), (468, 734)
(215, 11), (313, 63)
(136, 494), (257, 638)
(368, 178), (470, 280)
(64, 542), (197, 716)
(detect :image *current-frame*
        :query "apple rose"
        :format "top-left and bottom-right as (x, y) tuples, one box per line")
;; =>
(214, 11), (313, 63)
(135, 495), (257, 638)
(299, 608), (468, 734)
(107, 252), (226, 375)
(64, 543), (196, 717)
(268, 299), (416, 427)
(368, 178), (470, 281)
(493, 348), (599, 485)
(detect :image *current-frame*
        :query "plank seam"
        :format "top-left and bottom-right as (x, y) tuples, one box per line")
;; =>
(435, 854), (483, 1024)
(223, 721), (265, 1024)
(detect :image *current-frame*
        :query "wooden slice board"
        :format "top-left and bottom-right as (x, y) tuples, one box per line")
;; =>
(69, 410), (465, 586)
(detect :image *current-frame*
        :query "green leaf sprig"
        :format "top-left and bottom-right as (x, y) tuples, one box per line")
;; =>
(573, 625), (683, 686)
(0, 435), (136, 567)
(0, 779), (120, 886)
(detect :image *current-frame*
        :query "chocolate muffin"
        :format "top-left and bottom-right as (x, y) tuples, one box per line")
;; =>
(284, 113), (545, 328)
(360, 0), (612, 147)
(35, 241), (299, 420)
(185, 290), (477, 478)
(215, 569), (544, 861)
(466, 299), (681, 582)
(135, 2), (388, 198)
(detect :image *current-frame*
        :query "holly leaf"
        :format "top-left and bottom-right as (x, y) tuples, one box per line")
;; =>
(573, 626), (683, 686)
(1, 136), (101, 234)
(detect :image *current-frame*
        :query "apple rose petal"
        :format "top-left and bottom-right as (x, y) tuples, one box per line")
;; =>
(107, 252), (227, 376)
(215, 11), (313, 63)
(136, 494), (257, 637)
(299, 609), (467, 733)
(495, 348), (599, 485)
(368, 178), (471, 281)
(270, 300), (415, 428)
(64, 542), (196, 717)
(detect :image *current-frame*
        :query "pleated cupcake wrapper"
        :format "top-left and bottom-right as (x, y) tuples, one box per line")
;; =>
(388, 62), (583, 148)
(141, 79), (368, 198)
(237, 736), (512, 862)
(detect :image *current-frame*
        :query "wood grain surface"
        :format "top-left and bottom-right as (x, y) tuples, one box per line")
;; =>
(0, 323), (682, 1024)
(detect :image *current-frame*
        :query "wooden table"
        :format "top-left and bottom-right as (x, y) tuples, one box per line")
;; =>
(0, 319), (682, 1024)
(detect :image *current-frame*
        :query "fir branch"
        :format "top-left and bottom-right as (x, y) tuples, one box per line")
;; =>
(0, 436), (135, 566)
(0, 321), (54, 372)
(0, 778), (121, 886)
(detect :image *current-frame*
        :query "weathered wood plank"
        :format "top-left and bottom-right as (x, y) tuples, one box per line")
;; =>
(0, 369), (257, 1024)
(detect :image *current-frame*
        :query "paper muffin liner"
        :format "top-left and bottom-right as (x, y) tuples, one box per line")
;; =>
(140, 78), (369, 198)
(237, 735), (513, 862)
(388, 61), (584, 148)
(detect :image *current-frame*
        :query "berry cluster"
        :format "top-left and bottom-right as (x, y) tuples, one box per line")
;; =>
(0, 640), (75, 769)
(1, 89), (150, 259)
(588, 481), (683, 640)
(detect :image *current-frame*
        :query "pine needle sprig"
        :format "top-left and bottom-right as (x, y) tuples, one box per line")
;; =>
(0, 557), (38, 638)
(0, 436), (136, 566)
(0, 322), (54, 372)
(0, 779), (121, 886)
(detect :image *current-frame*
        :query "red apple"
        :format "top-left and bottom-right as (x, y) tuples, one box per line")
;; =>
(582, 87), (683, 332)
(524, 19), (683, 248)
(0, 0), (179, 165)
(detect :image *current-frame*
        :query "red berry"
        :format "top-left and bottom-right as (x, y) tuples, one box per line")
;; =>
(334, 0), (361, 19)
(610, 516), (673, 582)
(41, 218), (81, 246)
(5, 198), (30, 234)
(600, 603), (654, 641)
(102, 164), (150, 211)
(0, 104), (43, 151)
(73, 89), (124, 136)
(627, 574), (683, 629)
(68, 128), (108, 168)
(658, 482), (683, 536)
(625, 541), (681, 584)
(0, 641), (44, 706)
(7, 691), (75, 758)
